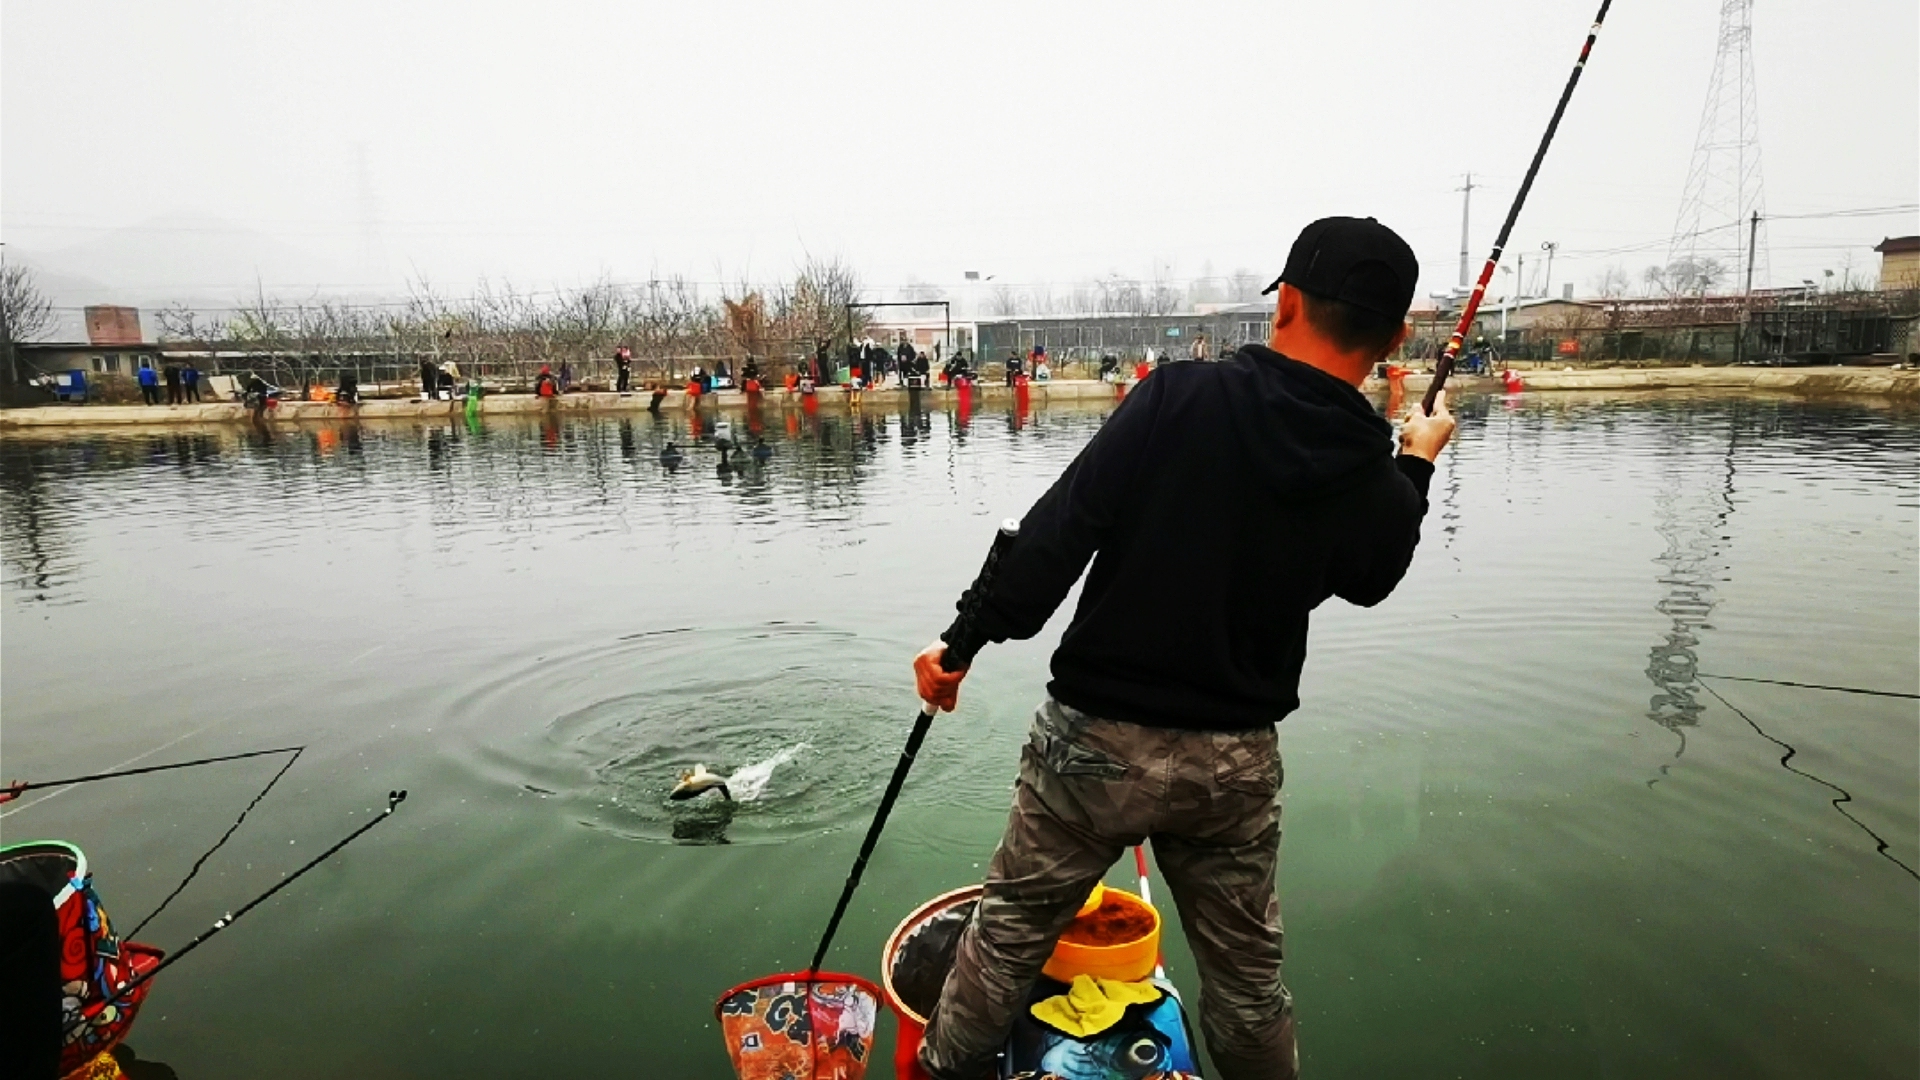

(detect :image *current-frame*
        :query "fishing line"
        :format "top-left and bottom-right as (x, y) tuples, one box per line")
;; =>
(126, 746), (306, 940)
(64, 790), (410, 1040)
(1698, 673), (1918, 700)
(1697, 680), (1918, 881)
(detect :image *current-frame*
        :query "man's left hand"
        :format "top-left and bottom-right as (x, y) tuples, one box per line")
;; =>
(914, 641), (968, 713)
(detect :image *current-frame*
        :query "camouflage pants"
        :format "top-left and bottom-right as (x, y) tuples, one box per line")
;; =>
(920, 699), (1298, 1080)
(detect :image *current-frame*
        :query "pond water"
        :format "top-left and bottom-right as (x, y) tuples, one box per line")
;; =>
(2, 391), (1915, 1079)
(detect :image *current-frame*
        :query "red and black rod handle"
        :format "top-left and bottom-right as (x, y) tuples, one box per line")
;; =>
(1424, 0), (1616, 414)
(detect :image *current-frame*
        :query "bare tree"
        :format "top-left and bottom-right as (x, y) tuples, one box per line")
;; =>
(1227, 269), (1265, 303)
(1, 263), (57, 387)
(987, 284), (1022, 317)
(1591, 265), (1633, 301)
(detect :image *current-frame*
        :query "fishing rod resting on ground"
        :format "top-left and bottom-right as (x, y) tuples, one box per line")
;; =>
(806, 520), (1020, 979)
(1423, 0), (1616, 414)
(65, 789), (410, 1039)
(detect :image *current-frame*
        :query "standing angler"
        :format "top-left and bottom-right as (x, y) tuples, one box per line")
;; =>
(914, 216), (1456, 1080)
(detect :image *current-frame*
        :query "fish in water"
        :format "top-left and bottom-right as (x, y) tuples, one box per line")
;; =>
(667, 745), (809, 804)
(670, 764), (732, 801)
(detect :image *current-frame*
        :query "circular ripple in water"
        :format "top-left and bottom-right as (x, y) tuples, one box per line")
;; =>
(454, 623), (936, 845)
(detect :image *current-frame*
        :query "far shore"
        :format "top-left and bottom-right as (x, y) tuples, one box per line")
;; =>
(2, 367), (1915, 430)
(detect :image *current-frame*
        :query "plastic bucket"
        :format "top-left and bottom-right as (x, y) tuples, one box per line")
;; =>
(1041, 885), (1161, 984)
(881, 885), (982, 1080)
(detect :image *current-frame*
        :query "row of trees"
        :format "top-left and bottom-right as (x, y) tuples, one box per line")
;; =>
(975, 267), (1269, 319)
(148, 258), (872, 393)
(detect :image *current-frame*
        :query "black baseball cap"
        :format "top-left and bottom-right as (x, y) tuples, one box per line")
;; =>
(1261, 216), (1419, 320)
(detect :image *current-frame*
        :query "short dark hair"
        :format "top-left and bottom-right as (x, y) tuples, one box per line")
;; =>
(1299, 288), (1405, 358)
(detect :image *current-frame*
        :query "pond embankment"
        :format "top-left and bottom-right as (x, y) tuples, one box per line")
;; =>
(2, 367), (1914, 429)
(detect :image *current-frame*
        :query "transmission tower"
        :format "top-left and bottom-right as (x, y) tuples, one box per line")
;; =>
(1668, 0), (1768, 294)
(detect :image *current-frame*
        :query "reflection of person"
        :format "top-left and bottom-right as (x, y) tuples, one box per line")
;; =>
(913, 217), (1456, 1080)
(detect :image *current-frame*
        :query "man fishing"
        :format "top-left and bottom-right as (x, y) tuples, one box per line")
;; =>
(913, 216), (1455, 1080)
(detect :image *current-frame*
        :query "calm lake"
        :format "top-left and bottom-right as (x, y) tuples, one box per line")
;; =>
(2, 391), (1916, 1079)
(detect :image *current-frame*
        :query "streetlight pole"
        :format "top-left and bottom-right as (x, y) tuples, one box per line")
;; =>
(1540, 241), (1560, 300)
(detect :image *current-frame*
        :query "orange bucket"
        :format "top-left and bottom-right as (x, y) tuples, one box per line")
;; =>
(1042, 886), (1161, 984)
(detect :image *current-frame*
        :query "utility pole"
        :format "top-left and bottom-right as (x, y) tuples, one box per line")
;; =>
(1735, 210), (1760, 364)
(1456, 173), (1476, 288)
(1540, 241), (1560, 300)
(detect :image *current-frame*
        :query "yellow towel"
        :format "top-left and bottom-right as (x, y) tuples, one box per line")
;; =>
(1030, 974), (1164, 1037)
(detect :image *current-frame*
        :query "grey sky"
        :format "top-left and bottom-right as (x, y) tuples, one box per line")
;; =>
(3, 0), (1915, 312)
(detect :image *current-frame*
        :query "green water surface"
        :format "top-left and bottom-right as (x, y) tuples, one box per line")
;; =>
(2, 392), (1914, 1078)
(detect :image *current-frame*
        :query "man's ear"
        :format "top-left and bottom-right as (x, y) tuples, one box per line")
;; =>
(1272, 284), (1300, 332)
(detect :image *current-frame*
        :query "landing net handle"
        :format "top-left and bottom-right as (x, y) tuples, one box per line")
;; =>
(805, 520), (1020, 980)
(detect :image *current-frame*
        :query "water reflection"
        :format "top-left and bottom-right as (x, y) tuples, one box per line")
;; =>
(1643, 415), (1737, 758)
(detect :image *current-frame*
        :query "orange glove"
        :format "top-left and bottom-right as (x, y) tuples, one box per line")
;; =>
(914, 641), (968, 713)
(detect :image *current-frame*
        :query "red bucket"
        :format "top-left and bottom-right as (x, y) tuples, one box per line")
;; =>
(880, 886), (982, 1080)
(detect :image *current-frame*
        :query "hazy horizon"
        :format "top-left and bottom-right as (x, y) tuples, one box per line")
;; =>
(4, 0), (1915, 326)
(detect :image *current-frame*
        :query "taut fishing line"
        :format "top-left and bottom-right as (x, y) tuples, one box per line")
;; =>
(126, 746), (307, 940)
(1698, 680), (1918, 881)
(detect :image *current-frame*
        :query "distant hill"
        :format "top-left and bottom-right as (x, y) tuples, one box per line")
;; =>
(13, 215), (380, 309)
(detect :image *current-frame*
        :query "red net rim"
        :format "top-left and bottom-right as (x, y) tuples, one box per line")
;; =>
(713, 970), (883, 1022)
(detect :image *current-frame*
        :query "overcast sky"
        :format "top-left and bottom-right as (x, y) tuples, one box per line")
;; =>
(3, 0), (1915, 311)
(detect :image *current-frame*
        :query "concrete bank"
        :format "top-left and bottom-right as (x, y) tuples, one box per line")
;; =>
(0, 380), (1129, 429)
(3, 368), (1915, 430)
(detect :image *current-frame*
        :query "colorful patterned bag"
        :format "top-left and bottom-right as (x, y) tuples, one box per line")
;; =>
(0, 841), (164, 1078)
(715, 972), (881, 1080)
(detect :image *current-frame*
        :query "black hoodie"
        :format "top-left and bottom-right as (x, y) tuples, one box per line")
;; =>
(965, 344), (1433, 731)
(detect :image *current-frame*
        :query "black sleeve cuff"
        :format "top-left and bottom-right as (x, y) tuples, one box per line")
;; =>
(1395, 454), (1435, 499)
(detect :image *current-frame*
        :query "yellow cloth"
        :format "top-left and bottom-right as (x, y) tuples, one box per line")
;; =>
(1029, 974), (1163, 1037)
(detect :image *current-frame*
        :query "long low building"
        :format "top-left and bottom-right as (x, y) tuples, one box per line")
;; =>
(974, 303), (1274, 363)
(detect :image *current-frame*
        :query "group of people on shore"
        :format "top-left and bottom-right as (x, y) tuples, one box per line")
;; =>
(135, 362), (203, 405)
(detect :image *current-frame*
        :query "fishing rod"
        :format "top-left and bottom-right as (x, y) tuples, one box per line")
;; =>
(0, 745), (307, 803)
(1423, 0), (1615, 414)
(806, 519), (1019, 978)
(65, 789), (410, 1039)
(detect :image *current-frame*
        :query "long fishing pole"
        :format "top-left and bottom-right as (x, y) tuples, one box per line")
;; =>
(0, 745), (307, 803)
(1423, 0), (1615, 414)
(65, 789), (410, 1039)
(806, 520), (1019, 978)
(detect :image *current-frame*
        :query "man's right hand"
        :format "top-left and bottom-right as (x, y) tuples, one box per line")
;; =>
(1399, 390), (1456, 462)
